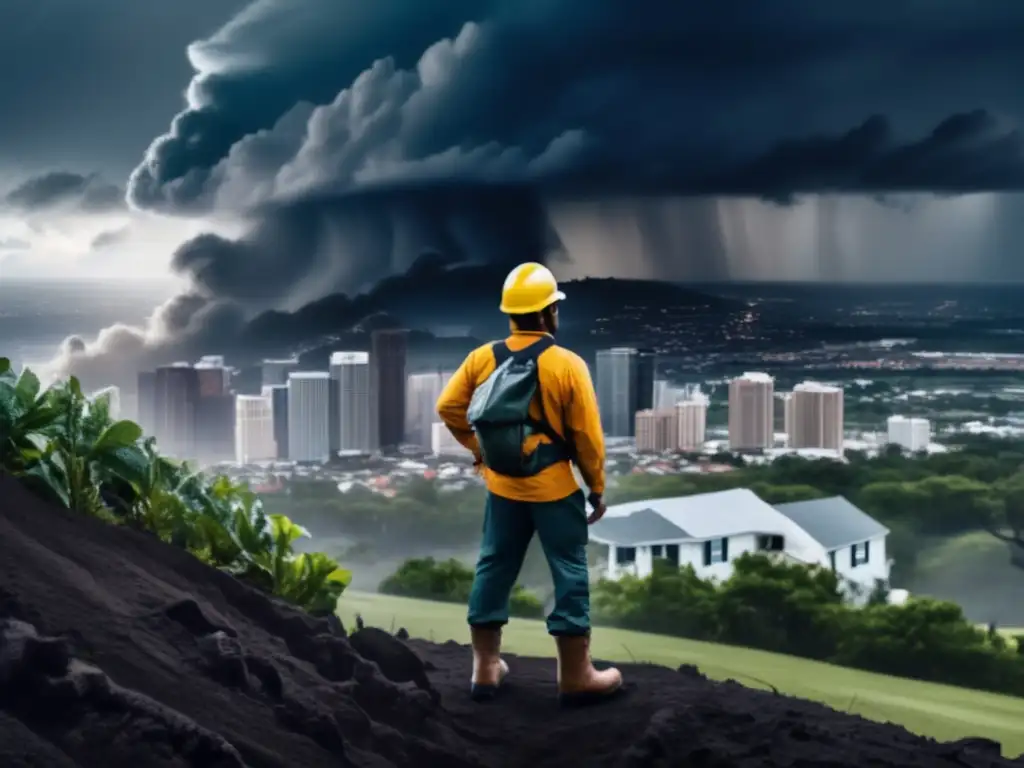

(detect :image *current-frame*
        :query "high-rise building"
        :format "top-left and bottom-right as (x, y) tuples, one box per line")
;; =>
(330, 352), (372, 455)
(235, 394), (276, 465)
(406, 370), (453, 448)
(786, 381), (844, 452)
(287, 372), (330, 463)
(194, 355), (235, 465)
(268, 385), (289, 459)
(261, 357), (300, 388)
(728, 372), (774, 451)
(136, 371), (156, 434)
(676, 396), (708, 451)
(431, 422), (471, 457)
(887, 416), (930, 453)
(596, 347), (657, 437)
(635, 409), (678, 453)
(370, 329), (408, 452)
(153, 363), (200, 460)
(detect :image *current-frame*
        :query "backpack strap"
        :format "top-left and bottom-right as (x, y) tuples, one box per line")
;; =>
(491, 341), (512, 367)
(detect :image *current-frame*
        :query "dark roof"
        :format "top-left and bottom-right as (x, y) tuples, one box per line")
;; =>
(588, 508), (690, 547)
(773, 496), (889, 550)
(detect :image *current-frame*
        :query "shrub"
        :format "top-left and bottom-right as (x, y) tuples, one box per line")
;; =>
(380, 557), (544, 618)
(0, 358), (351, 615)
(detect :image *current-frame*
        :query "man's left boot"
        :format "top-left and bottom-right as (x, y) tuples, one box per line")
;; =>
(470, 624), (509, 701)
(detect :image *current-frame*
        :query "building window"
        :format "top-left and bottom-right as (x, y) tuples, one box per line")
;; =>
(851, 541), (870, 567)
(651, 544), (663, 558)
(616, 546), (637, 565)
(665, 544), (680, 566)
(703, 537), (728, 566)
(756, 534), (784, 551)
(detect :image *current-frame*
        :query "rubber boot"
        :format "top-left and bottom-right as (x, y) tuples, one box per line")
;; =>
(470, 625), (509, 702)
(556, 634), (623, 707)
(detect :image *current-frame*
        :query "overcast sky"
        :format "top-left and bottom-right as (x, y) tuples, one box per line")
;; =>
(2, 0), (1024, 286)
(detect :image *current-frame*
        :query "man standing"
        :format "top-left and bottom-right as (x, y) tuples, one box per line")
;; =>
(436, 262), (623, 707)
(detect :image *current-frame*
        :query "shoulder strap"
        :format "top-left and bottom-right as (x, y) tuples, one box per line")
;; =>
(491, 341), (512, 367)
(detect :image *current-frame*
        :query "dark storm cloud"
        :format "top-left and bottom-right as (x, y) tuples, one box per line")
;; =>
(89, 227), (131, 250)
(129, 0), (1024, 214)
(54, 0), (1024, 386)
(4, 172), (124, 213)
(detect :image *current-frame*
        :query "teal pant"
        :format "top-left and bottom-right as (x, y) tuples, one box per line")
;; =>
(468, 490), (591, 636)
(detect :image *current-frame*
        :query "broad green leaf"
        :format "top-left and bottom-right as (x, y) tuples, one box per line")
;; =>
(15, 368), (40, 403)
(99, 445), (151, 487)
(19, 460), (70, 508)
(68, 376), (83, 398)
(92, 420), (144, 453)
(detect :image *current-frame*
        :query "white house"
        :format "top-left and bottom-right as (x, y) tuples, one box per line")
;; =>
(588, 488), (890, 602)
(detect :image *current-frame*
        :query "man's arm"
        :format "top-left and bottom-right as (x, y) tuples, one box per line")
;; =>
(436, 350), (482, 460)
(565, 355), (606, 497)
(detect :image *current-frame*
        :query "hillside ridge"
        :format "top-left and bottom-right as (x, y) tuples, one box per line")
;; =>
(1, 473), (1021, 767)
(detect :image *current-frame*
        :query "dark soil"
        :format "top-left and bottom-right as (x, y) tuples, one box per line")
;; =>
(0, 473), (1021, 768)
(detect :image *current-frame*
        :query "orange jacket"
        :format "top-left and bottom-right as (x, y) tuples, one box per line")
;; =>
(436, 330), (606, 502)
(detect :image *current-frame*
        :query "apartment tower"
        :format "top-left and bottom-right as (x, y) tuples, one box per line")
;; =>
(287, 372), (330, 463)
(727, 372), (774, 451)
(785, 381), (844, 452)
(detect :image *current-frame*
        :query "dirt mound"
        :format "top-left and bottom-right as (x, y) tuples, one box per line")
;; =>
(0, 474), (1021, 768)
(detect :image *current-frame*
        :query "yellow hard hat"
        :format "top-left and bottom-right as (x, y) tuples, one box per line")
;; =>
(499, 262), (566, 314)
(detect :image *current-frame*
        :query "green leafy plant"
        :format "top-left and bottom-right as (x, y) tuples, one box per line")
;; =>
(0, 358), (352, 615)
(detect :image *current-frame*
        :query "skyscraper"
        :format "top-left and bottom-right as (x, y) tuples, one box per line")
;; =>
(728, 372), (774, 451)
(287, 372), (330, 463)
(676, 396), (708, 451)
(235, 394), (276, 464)
(269, 385), (289, 459)
(136, 371), (156, 434)
(261, 357), (300, 388)
(194, 355), (235, 465)
(370, 329), (408, 452)
(596, 347), (656, 437)
(406, 370), (453, 448)
(330, 352), (372, 453)
(786, 382), (844, 452)
(153, 363), (200, 460)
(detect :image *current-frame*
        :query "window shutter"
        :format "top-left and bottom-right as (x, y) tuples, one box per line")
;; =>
(850, 545), (856, 567)
(864, 540), (870, 562)
(703, 541), (711, 566)
(721, 537), (729, 561)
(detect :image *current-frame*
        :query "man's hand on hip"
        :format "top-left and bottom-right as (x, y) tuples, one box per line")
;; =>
(587, 493), (607, 525)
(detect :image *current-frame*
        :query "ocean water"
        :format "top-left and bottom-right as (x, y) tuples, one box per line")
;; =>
(0, 279), (174, 370)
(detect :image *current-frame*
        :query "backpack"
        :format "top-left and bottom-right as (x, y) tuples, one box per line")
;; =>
(466, 336), (574, 477)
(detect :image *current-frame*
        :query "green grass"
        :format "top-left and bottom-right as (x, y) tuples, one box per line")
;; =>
(339, 591), (1024, 757)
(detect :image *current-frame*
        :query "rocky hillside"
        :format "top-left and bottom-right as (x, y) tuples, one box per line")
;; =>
(0, 473), (1020, 768)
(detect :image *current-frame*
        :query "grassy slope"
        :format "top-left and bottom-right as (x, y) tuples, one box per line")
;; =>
(339, 591), (1024, 757)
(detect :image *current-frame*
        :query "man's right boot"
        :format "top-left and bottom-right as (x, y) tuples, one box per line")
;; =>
(470, 625), (509, 702)
(555, 634), (623, 707)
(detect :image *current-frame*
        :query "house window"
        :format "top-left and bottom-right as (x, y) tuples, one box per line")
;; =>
(651, 545), (663, 558)
(851, 541), (870, 567)
(665, 544), (680, 566)
(703, 537), (728, 566)
(616, 546), (637, 565)
(757, 534), (784, 551)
